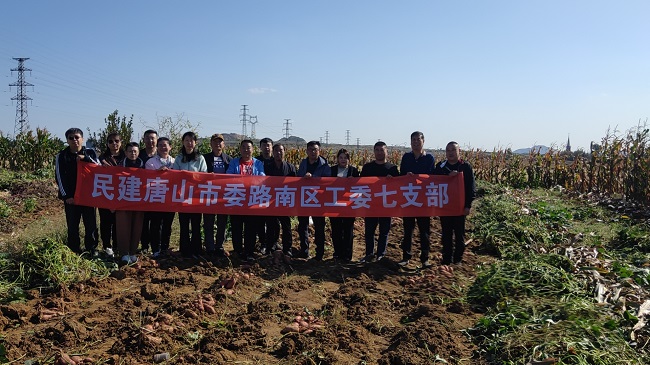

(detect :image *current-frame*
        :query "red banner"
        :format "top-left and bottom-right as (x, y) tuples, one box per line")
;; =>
(74, 161), (465, 217)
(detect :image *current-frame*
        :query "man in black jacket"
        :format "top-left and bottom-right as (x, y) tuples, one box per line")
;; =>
(55, 128), (100, 255)
(264, 143), (297, 257)
(203, 134), (232, 257)
(434, 141), (476, 265)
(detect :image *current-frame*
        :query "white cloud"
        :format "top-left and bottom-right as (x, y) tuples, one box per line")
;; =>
(248, 87), (278, 94)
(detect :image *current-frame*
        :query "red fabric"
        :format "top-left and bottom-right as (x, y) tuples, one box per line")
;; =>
(75, 161), (465, 217)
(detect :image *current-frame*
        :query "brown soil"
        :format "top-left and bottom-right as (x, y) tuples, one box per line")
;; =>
(1, 180), (490, 365)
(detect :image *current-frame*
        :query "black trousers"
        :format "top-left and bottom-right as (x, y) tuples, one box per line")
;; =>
(150, 211), (175, 253)
(64, 202), (98, 253)
(231, 215), (260, 257)
(330, 217), (355, 260)
(178, 212), (202, 257)
(203, 213), (229, 252)
(98, 208), (116, 249)
(440, 215), (466, 264)
(401, 216), (431, 262)
(298, 216), (326, 259)
(266, 216), (293, 253)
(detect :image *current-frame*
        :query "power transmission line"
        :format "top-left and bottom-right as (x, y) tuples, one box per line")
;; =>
(240, 105), (249, 138)
(345, 130), (351, 145)
(250, 115), (258, 139)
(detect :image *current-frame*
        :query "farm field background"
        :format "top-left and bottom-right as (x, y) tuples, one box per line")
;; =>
(1, 123), (650, 364)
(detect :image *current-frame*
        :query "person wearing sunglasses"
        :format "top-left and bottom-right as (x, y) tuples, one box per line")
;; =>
(55, 128), (100, 256)
(97, 132), (125, 258)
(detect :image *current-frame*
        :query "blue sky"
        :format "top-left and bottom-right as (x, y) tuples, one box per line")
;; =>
(1, 1), (649, 151)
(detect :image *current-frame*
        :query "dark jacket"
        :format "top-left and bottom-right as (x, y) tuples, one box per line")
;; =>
(266, 160), (297, 177)
(99, 150), (125, 166)
(434, 159), (476, 209)
(330, 165), (360, 178)
(297, 156), (331, 177)
(203, 151), (233, 173)
(360, 161), (399, 177)
(400, 151), (435, 175)
(122, 157), (145, 169)
(55, 146), (99, 200)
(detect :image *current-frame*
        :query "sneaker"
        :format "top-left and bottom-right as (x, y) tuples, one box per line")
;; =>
(130, 255), (139, 264)
(259, 247), (267, 256)
(152, 251), (161, 258)
(104, 247), (114, 257)
(359, 254), (375, 263)
(246, 256), (256, 263)
(398, 259), (410, 267)
(376, 255), (385, 262)
(421, 260), (432, 268)
(121, 255), (132, 264)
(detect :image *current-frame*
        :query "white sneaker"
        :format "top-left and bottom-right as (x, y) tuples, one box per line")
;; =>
(104, 248), (114, 257)
(398, 260), (410, 267)
(129, 255), (139, 264)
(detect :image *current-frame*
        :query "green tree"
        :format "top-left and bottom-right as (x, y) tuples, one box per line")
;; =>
(87, 110), (134, 154)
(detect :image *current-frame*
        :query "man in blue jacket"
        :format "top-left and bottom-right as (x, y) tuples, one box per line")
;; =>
(55, 128), (100, 255)
(297, 141), (331, 260)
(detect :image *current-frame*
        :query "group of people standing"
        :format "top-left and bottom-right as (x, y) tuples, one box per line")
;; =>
(55, 128), (475, 267)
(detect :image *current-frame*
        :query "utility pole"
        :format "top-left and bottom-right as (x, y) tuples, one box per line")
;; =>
(9, 58), (33, 135)
(250, 115), (258, 139)
(319, 136), (323, 144)
(240, 105), (249, 139)
(325, 130), (329, 146)
(283, 119), (292, 139)
(345, 130), (351, 145)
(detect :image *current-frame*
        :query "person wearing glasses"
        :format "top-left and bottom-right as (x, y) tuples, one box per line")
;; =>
(55, 128), (100, 256)
(97, 132), (125, 258)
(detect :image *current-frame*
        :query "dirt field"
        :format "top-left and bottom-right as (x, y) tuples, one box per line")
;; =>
(0, 180), (490, 364)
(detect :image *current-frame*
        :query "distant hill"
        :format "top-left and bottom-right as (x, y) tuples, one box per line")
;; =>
(513, 145), (550, 155)
(278, 136), (307, 145)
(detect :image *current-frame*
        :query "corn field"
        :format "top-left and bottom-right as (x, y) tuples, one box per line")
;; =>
(0, 128), (64, 174)
(3, 125), (650, 203)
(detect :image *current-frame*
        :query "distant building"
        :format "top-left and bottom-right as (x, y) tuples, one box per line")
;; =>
(566, 135), (571, 152)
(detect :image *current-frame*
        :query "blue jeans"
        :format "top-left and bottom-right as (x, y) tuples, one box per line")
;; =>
(297, 216), (326, 259)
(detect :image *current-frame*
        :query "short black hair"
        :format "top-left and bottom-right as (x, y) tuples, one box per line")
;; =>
(65, 128), (83, 139)
(143, 129), (158, 138)
(259, 137), (273, 146)
(273, 143), (285, 151)
(157, 137), (170, 146)
(307, 140), (320, 149)
(241, 139), (254, 147)
(410, 131), (424, 140)
(125, 142), (140, 149)
(374, 141), (387, 148)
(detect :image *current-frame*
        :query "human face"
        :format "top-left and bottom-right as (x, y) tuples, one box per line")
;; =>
(183, 136), (196, 154)
(157, 140), (171, 157)
(307, 144), (320, 163)
(126, 146), (139, 161)
(373, 145), (387, 163)
(446, 143), (460, 164)
(273, 145), (285, 163)
(211, 139), (224, 155)
(144, 132), (158, 151)
(107, 136), (121, 154)
(66, 133), (84, 152)
(240, 142), (253, 161)
(260, 141), (273, 159)
(337, 153), (349, 168)
(410, 134), (424, 153)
